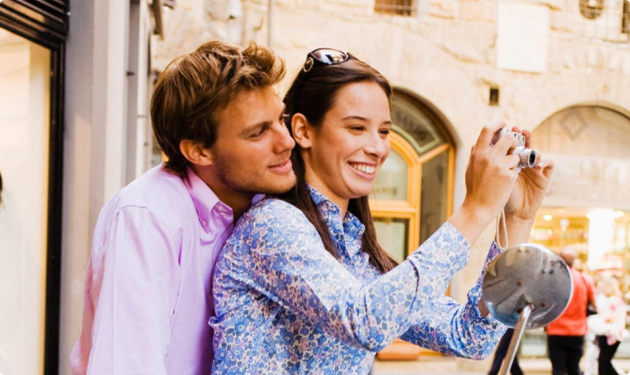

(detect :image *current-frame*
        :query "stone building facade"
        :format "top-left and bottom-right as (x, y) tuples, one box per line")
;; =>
(153, 0), (630, 369)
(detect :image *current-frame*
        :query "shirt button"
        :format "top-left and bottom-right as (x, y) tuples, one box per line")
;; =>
(202, 220), (207, 226)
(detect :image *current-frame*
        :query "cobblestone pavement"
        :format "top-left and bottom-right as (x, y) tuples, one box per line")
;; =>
(371, 358), (630, 375)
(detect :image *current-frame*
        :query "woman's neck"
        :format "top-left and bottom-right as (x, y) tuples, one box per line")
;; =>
(306, 181), (349, 219)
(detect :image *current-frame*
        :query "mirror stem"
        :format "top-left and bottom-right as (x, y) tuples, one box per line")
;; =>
(499, 304), (533, 375)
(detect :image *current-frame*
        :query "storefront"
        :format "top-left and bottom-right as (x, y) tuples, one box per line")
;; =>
(522, 105), (630, 358)
(370, 100), (630, 359)
(0, 1), (67, 374)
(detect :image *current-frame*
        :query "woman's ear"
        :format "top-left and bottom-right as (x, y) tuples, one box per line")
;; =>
(180, 140), (213, 167)
(291, 113), (313, 149)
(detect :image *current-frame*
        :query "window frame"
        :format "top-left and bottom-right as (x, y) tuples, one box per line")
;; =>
(0, 1), (67, 373)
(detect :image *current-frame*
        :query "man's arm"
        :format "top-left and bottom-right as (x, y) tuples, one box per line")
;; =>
(72, 207), (181, 375)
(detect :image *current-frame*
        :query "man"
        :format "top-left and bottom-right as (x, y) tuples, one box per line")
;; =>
(546, 247), (597, 375)
(70, 41), (296, 374)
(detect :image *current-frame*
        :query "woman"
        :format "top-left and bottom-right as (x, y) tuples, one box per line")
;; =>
(591, 277), (627, 375)
(211, 48), (554, 374)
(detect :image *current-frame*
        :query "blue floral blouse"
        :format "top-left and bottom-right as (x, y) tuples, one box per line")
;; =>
(211, 186), (506, 374)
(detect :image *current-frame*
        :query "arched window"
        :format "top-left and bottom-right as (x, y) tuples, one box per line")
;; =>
(370, 91), (455, 262)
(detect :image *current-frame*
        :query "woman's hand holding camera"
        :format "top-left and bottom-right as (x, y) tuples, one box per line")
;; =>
(448, 120), (520, 245)
(463, 120), (521, 223)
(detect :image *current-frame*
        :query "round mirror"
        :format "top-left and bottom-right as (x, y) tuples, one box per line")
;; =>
(482, 243), (573, 329)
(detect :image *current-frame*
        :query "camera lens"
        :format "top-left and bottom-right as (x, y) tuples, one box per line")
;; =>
(528, 150), (537, 167)
(518, 149), (538, 168)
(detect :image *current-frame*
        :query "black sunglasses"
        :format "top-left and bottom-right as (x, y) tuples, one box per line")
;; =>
(302, 48), (349, 73)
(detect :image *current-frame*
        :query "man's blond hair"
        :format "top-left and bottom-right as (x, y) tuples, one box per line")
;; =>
(150, 41), (286, 175)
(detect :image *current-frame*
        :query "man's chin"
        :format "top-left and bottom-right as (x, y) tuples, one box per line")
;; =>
(246, 173), (296, 196)
(264, 175), (297, 195)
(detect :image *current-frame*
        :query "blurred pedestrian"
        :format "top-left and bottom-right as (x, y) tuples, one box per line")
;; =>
(487, 328), (524, 375)
(0, 170), (3, 208)
(589, 277), (627, 375)
(545, 247), (597, 375)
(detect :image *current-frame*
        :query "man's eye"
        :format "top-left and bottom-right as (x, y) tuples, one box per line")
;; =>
(249, 129), (265, 139)
(350, 126), (365, 131)
(280, 114), (289, 122)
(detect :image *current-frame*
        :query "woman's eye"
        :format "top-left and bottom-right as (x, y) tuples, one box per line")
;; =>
(380, 129), (390, 136)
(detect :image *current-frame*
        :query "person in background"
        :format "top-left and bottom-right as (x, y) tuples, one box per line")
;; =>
(546, 247), (597, 375)
(487, 328), (525, 375)
(0, 170), (3, 208)
(590, 277), (627, 375)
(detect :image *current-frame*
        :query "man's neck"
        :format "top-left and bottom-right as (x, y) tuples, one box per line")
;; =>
(217, 192), (252, 220)
(191, 165), (253, 220)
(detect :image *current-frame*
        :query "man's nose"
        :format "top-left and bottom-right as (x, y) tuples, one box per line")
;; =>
(274, 123), (295, 152)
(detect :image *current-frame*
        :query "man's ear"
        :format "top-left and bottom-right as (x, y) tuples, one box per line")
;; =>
(292, 113), (313, 149)
(179, 140), (213, 167)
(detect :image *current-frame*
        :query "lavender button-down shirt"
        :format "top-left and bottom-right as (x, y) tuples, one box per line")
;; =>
(70, 164), (236, 375)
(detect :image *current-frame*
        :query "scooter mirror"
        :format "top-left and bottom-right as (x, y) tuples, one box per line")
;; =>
(482, 243), (573, 329)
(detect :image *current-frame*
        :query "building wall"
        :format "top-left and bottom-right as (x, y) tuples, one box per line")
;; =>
(60, 0), (155, 373)
(151, 0), (630, 370)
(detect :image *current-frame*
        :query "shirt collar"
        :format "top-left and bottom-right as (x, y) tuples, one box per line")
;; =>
(307, 184), (330, 206)
(306, 184), (366, 254)
(184, 167), (233, 232)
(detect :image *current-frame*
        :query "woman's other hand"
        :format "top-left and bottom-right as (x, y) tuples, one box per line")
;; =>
(503, 127), (555, 222)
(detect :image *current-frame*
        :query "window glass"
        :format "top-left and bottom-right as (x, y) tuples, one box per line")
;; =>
(0, 28), (50, 375)
(374, 218), (409, 262)
(374, 0), (416, 16)
(391, 96), (445, 156)
(373, 149), (407, 201)
(420, 150), (449, 244)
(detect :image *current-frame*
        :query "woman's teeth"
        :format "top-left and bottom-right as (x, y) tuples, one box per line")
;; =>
(350, 163), (375, 174)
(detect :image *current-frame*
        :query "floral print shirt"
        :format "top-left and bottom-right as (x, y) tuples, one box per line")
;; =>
(211, 186), (506, 374)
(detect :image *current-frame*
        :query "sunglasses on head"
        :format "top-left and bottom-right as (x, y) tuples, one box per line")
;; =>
(302, 48), (349, 73)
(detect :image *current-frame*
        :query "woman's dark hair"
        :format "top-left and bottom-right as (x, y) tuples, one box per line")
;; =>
(280, 53), (399, 274)
(0, 171), (3, 207)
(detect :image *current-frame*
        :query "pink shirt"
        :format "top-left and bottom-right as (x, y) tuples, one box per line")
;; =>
(70, 165), (235, 374)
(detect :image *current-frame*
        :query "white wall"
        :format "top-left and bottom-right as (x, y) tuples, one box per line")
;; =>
(60, 0), (133, 373)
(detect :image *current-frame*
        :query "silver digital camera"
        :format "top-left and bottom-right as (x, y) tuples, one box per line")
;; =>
(492, 128), (539, 169)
